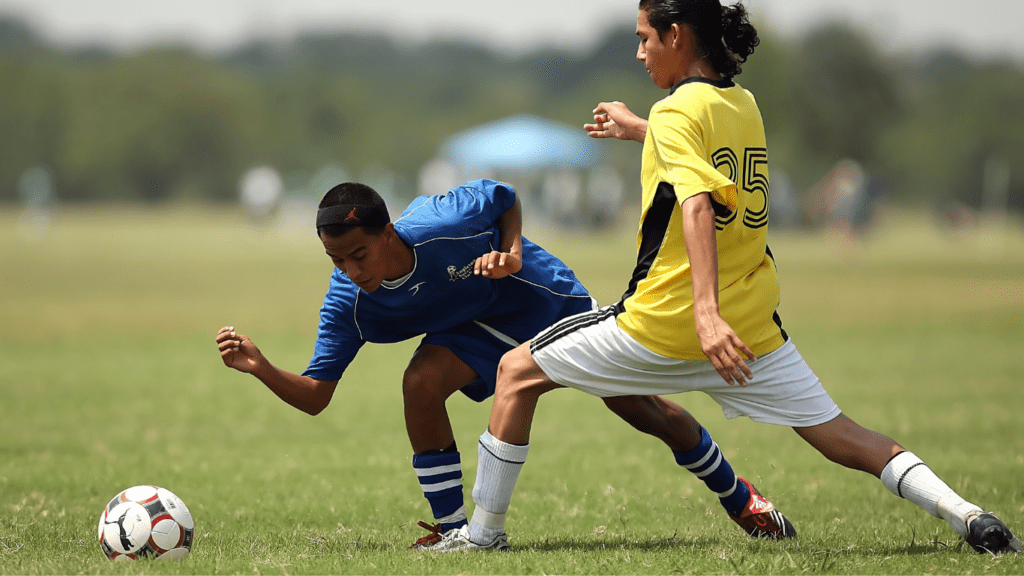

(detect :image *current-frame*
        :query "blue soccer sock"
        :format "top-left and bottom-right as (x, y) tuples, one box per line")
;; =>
(412, 443), (467, 531)
(673, 427), (750, 517)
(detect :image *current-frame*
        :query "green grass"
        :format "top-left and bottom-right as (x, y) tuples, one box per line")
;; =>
(1, 205), (1023, 574)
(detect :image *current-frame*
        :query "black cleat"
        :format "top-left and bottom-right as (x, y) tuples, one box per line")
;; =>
(965, 512), (1022, 554)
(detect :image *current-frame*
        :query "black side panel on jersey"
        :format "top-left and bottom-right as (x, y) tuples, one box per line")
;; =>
(764, 244), (789, 342)
(614, 182), (677, 315)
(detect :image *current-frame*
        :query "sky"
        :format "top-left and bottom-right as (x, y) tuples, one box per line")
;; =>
(1, 0), (1022, 63)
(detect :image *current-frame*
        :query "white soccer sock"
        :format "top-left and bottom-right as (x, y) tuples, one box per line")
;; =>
(468, 429), (529, 543)
(880, 451), (981, 537)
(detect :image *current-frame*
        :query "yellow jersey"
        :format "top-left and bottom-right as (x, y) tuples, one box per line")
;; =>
(614, 77), (787, 360)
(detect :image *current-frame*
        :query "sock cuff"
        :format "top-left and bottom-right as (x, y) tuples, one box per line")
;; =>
(673, 426), (714, 467)
(880, 450), (924, 498)
(479, 429), (529, 464)
(413, 449), (461, 469)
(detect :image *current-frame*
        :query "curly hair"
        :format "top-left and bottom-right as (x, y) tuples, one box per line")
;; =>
(638, 0), (759, 78)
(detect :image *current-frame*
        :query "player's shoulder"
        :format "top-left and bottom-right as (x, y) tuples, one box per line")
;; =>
(397, 179), (515, 233)
(437, 179), (516, 205)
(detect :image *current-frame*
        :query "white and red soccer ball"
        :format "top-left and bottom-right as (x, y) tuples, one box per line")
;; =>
(97, 485), (194, 560)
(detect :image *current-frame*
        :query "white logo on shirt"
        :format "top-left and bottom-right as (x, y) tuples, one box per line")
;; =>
(447, 262), (475, 281)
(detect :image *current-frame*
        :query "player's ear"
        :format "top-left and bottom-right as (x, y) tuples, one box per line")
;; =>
(670, 23), (684, 50)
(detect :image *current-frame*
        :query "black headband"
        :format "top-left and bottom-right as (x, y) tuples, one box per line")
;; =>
(316, 204), (390, 229)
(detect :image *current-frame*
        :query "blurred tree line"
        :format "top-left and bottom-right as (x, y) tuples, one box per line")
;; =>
(1, 15), (1022, 214)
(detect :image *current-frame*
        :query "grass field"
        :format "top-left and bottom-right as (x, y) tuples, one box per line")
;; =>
(1, 204), (1022, 575)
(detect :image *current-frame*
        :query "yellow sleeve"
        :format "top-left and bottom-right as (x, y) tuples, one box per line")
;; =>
(649, 104), (737, 210)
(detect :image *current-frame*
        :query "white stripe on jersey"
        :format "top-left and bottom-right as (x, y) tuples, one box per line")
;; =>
(353, 291), (364, 340)
(413, 231), (495, 247)
(508, 274), (599, 301)
(474, 321), (520, 347)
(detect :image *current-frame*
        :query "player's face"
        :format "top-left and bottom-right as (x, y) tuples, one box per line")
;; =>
(320, 227), (389, 292)
(636, 9), (679, 89)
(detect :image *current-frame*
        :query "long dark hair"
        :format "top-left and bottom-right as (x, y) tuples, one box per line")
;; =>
(639, 0), (759, 79)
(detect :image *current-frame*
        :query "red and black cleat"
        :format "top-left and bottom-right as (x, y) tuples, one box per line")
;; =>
(728, 477), (797, 540)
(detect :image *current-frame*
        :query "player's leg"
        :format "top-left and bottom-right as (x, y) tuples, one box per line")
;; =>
(796, 414), (1021, 553)
(445, 309), (797, 552)
(452, 342), (561, 550)
(403, 344), (479, 544)
(601, 395), (702, 451)
(792, 413), (902, 476)
(601, 395), (782, 533)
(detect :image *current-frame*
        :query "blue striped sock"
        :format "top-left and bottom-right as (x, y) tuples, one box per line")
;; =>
(412, 448), (467, 531)
(673, 427), (750, 517)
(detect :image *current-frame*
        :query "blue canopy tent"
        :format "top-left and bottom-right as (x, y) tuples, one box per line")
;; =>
(439, 114), (605, 171)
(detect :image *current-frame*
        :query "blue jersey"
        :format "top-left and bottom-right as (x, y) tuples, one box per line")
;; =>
(303, 179), (592, 399)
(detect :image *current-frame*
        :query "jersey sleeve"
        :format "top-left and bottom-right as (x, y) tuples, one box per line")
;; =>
(649, 103), (737, 211)
(302, 271), (365, 382)
(406, 179), (516, 238)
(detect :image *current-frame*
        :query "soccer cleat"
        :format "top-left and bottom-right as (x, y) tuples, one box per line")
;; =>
(728, 477), (797, 539)
(409, 521), (447, 549)
(965, 512), (1023, 554)
(430, 524), (510, 552)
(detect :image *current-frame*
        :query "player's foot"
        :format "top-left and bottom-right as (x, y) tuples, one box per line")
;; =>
(409, 521), (449, 549)
(965, 512), (1022, 554)
(728, 477), (797, 539)
(430, 524), (510, 552)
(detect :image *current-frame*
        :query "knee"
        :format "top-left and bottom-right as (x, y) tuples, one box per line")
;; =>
(494, 347), (531, 396)
(494, 345), (558, 404)
(402, 365), (449, 408)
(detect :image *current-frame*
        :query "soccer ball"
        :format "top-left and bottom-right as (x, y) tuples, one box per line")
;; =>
(97, 485), (194, 560)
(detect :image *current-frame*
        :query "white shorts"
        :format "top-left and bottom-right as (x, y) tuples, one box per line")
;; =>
(530, 307), (841, 427)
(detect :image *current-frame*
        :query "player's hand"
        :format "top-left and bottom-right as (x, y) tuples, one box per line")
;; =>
(215, 326), (263, 374)
(584, 101), (647, 143)
(474, 250), (522, 279)
(695, 315), (756, 386)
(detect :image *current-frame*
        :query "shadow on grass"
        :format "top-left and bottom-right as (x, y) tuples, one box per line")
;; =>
(509, 531), (978, 558)
(508, 532), (749, 553)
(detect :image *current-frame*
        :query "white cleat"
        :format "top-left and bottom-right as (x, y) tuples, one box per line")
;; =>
(431, 524), (510, 552)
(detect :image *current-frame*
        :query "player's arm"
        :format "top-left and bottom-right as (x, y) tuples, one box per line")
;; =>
(215, 326), (338, 415)
(680, 193), (755, 386)
(474, 192), (523, 279)
(584, 101), (648, 143)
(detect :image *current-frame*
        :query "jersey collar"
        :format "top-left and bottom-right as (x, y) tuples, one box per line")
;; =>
(380, 249), (417, 289)
(670, 76), (735, 94)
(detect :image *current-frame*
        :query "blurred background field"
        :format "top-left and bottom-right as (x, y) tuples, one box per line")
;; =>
(0, 206), (1022, 574)
(1, 2), (1024, 221)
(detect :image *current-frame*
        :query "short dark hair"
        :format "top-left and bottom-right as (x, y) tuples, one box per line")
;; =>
(316, 182), (390, 238)
(639, 0), (759, 79)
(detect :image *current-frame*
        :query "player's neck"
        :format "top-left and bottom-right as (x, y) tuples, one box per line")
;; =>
(686, 58), (720, 81)
(384, 236), (415, 281)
